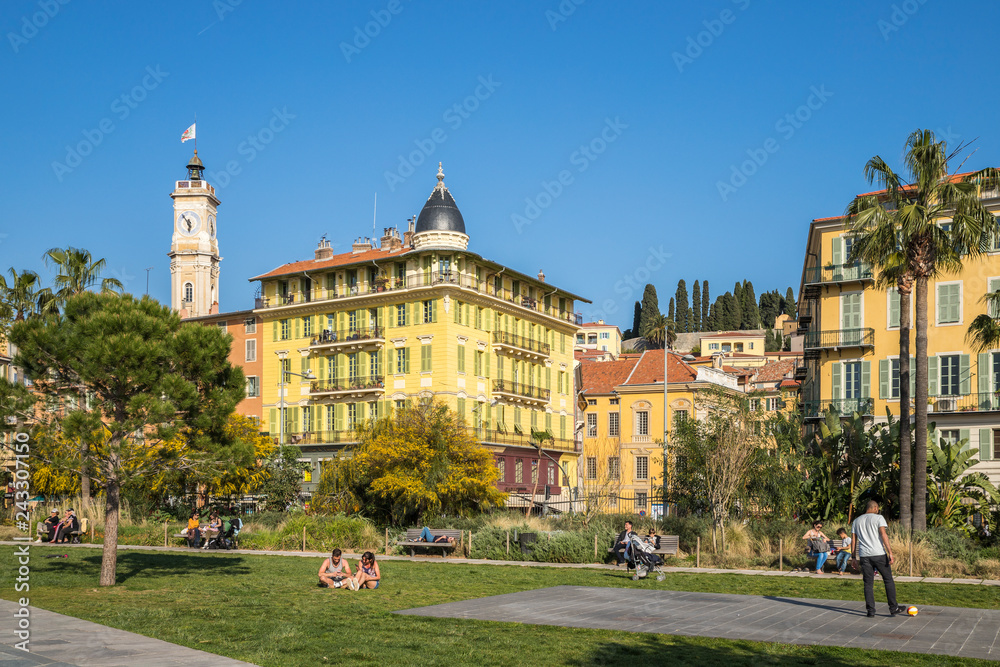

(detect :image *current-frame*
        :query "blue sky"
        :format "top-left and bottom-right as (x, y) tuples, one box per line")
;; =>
(2, 0), (999, 330)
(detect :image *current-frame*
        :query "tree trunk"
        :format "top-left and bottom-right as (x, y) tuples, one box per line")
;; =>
(898, 284), (912, 530)
(80, 440), (90, 502)
(912, 275), (929, 532)
(99, 478), (120, 587)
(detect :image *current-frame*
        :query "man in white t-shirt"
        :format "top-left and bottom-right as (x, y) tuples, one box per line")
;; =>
(851, 500), (902, 617)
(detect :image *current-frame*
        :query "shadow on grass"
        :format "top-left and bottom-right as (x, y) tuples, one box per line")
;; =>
(35, 551), (252, 585)
(566, 633), (862, 667)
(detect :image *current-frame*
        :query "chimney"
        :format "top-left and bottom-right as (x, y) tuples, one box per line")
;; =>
(597, 319), (605, 325)
(403, 216), (415, 247)
(712, 353), (724, 370)
(352, 237), (373, 254)
(315, 237), (334, 261)
(380, 226), (402, 251)
(537, 269), (546, 282)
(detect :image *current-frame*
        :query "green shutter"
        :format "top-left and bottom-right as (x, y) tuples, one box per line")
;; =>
(960, 428), (970, 450)
(485, 353), (490, 377)
(831, 236), (843, 265)
(269, 408), (277, 436)
(300, 356), (307, 376)
(889, 290), (901, 328)
(335, 404), (344, 431)
(990, 278), (1000, 317)
(432, 299), (438, 323)
(294, 318), (300, 339)
(910, 356), (916, 397)
(831, 362), (842, 401)
(979, 353), (991, 396)
(879, 359), (890, 399)
(388, 348), (395, 373)
(291, 407), (299, 434)
(928, 356), (939, 396)
(546, 368), (552, 390)
(457, 397), (465, 417)
(272, 321), (278, 342)
(980, 429), (994, 461)
(457, 345), (465, 373)
(861, 361), (871, 399)
(950, 285), (961, 323)
(960, 354), (971, 395)
(404, 347), (411, 373)
(545, 412), (552, 432)
(454, 301), (460, 324)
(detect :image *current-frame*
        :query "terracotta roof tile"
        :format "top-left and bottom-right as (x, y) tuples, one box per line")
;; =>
(779, 379), (801, 388)
(753, 359), (799, 383)
(622, 349), (697, 385)
(250, 246), (413, 281)
(580, 357), (639, 394)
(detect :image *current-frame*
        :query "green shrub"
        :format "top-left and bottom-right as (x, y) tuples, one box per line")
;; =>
(922, 527), (978, 563)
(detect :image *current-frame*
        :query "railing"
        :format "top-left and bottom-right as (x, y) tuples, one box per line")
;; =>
(175, 180), (216, 196)
(257, 271), (579, 323)
(492, 331), (551, 356)
(802, 398), (875, 419)
(310, 375), (385, 393)
(310, 327), (384, 346)
(283, 430), (361, 445)
(804, 263), (873, 284)
(469, 427), (576, 452)
(492, 380), (551, 401)
(803, 328), (875, 349)
(929, 393), (1000, 414)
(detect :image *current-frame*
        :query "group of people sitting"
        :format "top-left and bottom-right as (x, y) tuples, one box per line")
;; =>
(317, 549), (381, 590)
(183, 509), (228, 549)
(803, 521), (853, 574)
(610, 520), (662, 566)
(39, 508), (79, 543)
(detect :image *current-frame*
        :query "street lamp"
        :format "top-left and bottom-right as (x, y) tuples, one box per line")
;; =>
(533, 441), (576, 514)
(276, 353), (316, 447)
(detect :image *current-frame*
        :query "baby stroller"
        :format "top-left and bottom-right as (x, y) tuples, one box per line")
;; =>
(624, 533), (665, 582)
(206, 517), (242, 550)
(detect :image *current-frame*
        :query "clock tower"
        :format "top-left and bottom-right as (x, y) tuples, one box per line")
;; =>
(169, 150), (221, 318)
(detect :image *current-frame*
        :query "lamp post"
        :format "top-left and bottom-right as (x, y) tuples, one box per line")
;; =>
(276, 352), (316, 447)
(662, 341), (669, 519)
(533, 441), (576, 514)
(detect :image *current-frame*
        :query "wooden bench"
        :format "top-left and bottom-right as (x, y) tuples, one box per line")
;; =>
(37, 518), (88, 543)
(806, 538), (847, 572)
(400, 529), (462, 557)
(608, 535), (679, 558)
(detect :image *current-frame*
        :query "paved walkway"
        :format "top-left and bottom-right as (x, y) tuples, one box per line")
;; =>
(398, 585), (1000, 661)
(5, 541), (1000, 586)
(0, 599), (257, 666)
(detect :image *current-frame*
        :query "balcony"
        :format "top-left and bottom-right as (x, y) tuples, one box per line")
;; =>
(802, 398), (874, 420)
(310, 375), (385, 398)
(283, 430), (360, 446)
(804, 263), (873, 285)
(310, 327), (384, 353)
(803, 328), (875, 351)
(492, 379), (551, 406)
(492, 331), (551, 362)
(929, 393), (1000, 414)
(469, 427), (577, 453)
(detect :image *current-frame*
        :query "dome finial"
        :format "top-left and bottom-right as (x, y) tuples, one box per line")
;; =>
(436, 162), (445, 186)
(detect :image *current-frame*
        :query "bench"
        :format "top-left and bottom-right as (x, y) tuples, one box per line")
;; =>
(37, 518), (88, 543)
(608, 535), (679, 558)
(400, 529), (462, 557)
(806, 538), (849, 572)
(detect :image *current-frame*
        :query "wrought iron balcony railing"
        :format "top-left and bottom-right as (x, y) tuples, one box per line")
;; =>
(803, 328), (875, 350)
(802, 397), (874, 419)
(310, 375), (385, 393)
(929, 393), (1000, 414)
(492, 331), (551, 356)
(804, 263), (873, 285)
(492, 380), (551, 402)
(310, 326), (385, 346)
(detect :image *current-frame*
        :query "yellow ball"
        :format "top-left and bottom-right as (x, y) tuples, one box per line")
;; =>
(907, 606), (919, 616)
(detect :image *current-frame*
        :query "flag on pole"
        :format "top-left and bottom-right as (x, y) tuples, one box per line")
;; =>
(181, 123), (196, 143)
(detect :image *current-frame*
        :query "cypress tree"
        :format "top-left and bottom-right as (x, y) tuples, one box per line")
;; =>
(701, 280), (710, 330)
(731, 283), (743, 330)
(631, 301), (642, 339)
(675, 279), (690, 333)
(719, 292), (738, 330)
(764, 328), (776, 352)
(668, 297), (675, 324)
(706, 302), (716, 332)
(638, 284), (660, 338)
(759, 289), (780, 329)
(692, 280), (701, 332)
(741, 280), (760, 330)
(784, 287), (796, 317)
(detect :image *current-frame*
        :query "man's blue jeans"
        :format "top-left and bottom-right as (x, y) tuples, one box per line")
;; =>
(835, 550), (851, 572)
(419, 527), (435, 542)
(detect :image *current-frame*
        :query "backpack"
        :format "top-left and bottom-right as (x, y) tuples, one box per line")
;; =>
(809, 538), (830, 553)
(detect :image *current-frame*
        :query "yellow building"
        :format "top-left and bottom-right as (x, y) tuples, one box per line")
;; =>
(699, 331), (766, 356)
(251, 166), (588, 497)
(578, 349), (743, 516)
(798, 204), (1000, 485)
(575, 320), (622, 358)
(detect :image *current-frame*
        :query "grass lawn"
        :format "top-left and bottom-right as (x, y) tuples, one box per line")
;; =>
(1, 545), (997, 666)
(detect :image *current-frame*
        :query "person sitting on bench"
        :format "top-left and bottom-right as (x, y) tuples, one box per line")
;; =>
(185, 511), (202, 548)
(418, 526), (454, 543)
(41, 509), (61, 543)
(54, 509), (79, 543)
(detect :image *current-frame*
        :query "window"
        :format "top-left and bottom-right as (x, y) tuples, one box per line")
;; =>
(396, 304), (407, 327)
(766, 397), (780, 411)
(635, 410), (649, 436)
(608, 412), (620, 437)
(991, 429), (1000, 460)
(636, 456), (648, 480)
(749, 398), (761, 412)
(722, 343), (731, 352)
(673, 409), (689, 426)
(531, 459), (538, 484)
(937, 283), (962, 324)
(844, 361), (862, 399)
(349, 310), (357, 331)
(303, 316), (312, 338)
(246, 376), (259, 397)
(940, 354), (961, 396)
(420, 345), (432, 372)
(369, 401), (379, 420)
(328, 355), (337, 380)
(608, 456), (620, 480)
(348, 353), (359, 380)
(423, 299), (434, 323)
(735, 343), (744, 352)
(889, 358), (901, 399)
(938, 429), (960, 446)
(369, 351), (379, 377)
(280, 319), (290, 340)
(182, 283), (194, 303)
(586, 457), (597, 480)
(279, 358), (290, 383)
(548, 462), (556, 486)
(708, 343), (719, 350)
(244, 318), (256, 334)
(586, 413), (597, 437)
(457, 345), (465, 373)
(245, 339), (256, 362)
(610, 398), (619, 405)
(347, 404), (357, 429)
(474, 350), (483, 376)
(587, 399), (596, 406)
(515, 459), (524, 484)
(217, 321), (228, 330)
(496, 458), (506, 481)
(395, 399), (405, 412)
(600, 332), (610, 339)
(636, 492), (647, 511)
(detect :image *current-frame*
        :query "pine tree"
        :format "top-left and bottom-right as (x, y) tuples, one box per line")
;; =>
(692, 280), (701, 332)
(784, 287), (796, 317)
(675, 279), (690, 333)
(701, 280), (710, 330)
(668, 297), (675, 324)
(638, 284), (660, 338)
(631, 301), (642, 339)
(741, 280), (760, 330)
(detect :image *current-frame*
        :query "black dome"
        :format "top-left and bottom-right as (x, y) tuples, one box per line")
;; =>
(415, 165), (466, 235)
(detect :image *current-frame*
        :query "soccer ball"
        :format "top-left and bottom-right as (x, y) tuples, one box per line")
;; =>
(907, 606), (919, 616)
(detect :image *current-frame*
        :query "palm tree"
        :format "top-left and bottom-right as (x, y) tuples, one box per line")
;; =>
(43, 246), (123, 303)
(0, 268), (56, 321)
(847, 129), (998, 531)
(646, 314), (676, 350)
(966, 290), (1000, 352)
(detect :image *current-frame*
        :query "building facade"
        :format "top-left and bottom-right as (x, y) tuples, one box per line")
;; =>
(575, 320), (622, 357)
(169, 151), (221, 319)
(182, 310), (264, 421)
(251, 166), (587, 496)
(797, 204), (1000, 485)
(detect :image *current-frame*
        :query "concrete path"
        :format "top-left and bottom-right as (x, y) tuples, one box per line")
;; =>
(0, 599), (257, 667)
(398, 585), (1000, 661)
(5, 541), (1000, 586)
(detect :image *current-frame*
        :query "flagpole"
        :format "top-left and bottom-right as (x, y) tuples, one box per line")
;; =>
(194, 113), (197, 153)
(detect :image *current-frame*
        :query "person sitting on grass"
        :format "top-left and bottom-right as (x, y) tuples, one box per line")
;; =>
(349, 551), (381, 590)
(318, 548), (355, 590)
(834, 527), (853, 575)
(417, 526), (454, 543)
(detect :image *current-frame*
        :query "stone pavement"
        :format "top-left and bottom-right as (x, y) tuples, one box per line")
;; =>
(398, 585), (1000, 661)
(0, 599), (257, 667)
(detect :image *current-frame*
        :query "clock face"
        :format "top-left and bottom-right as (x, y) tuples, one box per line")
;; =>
(208, 215), (216, 238)
(178, 211), (201, 236)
